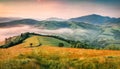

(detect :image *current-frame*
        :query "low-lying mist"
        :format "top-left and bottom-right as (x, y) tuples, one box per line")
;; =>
(0, 25), (89, 41)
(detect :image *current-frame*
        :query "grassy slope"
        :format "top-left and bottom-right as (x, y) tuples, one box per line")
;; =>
(0, 44), (120, 60)
(0, 35), (70, 59)
(0, 36), (120, 69)
(24, 35), (70, 47)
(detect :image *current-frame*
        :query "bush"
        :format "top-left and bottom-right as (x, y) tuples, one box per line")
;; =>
(58, 43), (64, 47)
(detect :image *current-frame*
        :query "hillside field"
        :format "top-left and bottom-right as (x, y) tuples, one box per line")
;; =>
(0, 35), (120, 69)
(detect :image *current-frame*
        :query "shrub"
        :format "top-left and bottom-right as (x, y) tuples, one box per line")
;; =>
(58, 43), (64, 47)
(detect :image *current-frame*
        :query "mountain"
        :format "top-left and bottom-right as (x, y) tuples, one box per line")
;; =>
(0, 17), (21, 23)
(46, 17), (66, 21)
(0, 19), (39, 28)
(69, 14), (114, 24)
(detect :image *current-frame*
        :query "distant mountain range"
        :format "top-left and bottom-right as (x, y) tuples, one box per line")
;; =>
(0, 14), (119, 25)
(0, 14), (120, 29)
(0, 14), (120, 48)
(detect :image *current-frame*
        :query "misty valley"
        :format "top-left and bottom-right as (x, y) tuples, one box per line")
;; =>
(0, 14), (120, 50)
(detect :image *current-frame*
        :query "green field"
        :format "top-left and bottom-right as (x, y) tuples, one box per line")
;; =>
(24, 35), (70, 47)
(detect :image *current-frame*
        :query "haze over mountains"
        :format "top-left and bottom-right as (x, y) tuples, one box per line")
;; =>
(0, 14), (120, 48)
(0, 14), (119, 25)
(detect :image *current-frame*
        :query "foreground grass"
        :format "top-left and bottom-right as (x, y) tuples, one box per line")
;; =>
(0, 45), (120, 69)
(1, 55), (120, 69)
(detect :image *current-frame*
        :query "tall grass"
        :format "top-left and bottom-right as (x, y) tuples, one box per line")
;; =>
(16, 48), (120, 69)
(0, 46), (120, 69)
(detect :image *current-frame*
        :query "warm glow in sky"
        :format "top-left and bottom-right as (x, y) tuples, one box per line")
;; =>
(0, 0), (120, 19)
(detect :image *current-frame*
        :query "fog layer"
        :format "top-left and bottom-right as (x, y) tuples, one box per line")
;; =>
(0, 25), (87, 41)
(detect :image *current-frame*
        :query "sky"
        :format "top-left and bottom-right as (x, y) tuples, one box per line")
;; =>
(0, 0), (120, 19)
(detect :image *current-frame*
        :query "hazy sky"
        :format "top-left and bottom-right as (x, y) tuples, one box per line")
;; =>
(0, 0), (120, 19)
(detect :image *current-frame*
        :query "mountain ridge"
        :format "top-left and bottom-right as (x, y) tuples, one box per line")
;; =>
(0, 17), (22, 23)
(0, 14), (119, 26)
(69, 14), (119, 25)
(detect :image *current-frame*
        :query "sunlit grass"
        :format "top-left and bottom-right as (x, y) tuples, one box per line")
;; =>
(0, 35), (120, 69)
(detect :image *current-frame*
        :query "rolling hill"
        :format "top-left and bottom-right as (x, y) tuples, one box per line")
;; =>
(0, 32), (71, 48)
(0, 32), (120, 69)
(0, 42), (120, 69)
(24, 35), (70, 47)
